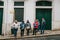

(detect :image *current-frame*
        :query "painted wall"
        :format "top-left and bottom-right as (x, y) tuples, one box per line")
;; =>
(52, 0), (60, 30)
(2, 0), (60, 34)
(2, 0), (8, 35)
(2, 0), (14, 34)
(24, 0), (36, 29)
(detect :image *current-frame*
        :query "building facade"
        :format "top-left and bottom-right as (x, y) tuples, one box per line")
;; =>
(0, 0), (60, 35)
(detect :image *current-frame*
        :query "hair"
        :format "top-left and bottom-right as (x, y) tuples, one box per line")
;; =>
(27, 20), (29, 23)
(22, 21), (24, 23)
(15, 20), (18, 23)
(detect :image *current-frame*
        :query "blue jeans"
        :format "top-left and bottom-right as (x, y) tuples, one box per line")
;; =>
(41, 24), (45, 34)
(14, 28), (18, 37)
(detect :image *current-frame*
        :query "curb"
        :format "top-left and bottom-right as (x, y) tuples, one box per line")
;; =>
(0, 33), (60, 40)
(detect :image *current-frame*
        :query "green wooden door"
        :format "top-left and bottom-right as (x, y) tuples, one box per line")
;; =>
(0, 8), (3, 34)
(36, 8), (52, 30)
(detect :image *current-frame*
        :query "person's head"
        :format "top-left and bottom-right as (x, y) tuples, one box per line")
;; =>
(22, 21), (24, 23)
(35, 19), (38, 22)
(27, 20), (29, 23)
(42, 18), (45, 20)
(15, 20), (18, 23)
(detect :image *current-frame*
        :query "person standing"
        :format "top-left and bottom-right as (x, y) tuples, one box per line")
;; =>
(41, 18), (46, 34)
(13, 20), (18, 37)
(33, 19), (39, 35)
(26, 20), (31, 35)
(37, 20), (40, 32)
(20, 21), (25, 36)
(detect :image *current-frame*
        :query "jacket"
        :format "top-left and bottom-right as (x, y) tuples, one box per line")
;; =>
(33, 22), (39, 28)
(20, 23), (25, 30)
(26, 23), (31, 29)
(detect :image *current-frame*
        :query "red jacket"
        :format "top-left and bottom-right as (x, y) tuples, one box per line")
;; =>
(33, 22), (39, 28)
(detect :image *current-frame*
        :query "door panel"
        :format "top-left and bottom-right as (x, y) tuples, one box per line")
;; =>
(36, 8), (52, 30)
(0, 8), (3, 34)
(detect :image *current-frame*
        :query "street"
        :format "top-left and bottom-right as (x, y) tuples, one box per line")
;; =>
(5, 35), (60, 40)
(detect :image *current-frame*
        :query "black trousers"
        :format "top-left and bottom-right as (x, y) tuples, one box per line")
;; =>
(33, 28), (37, 35)
(21, 29), (24, 36)
(11, 28), (14, 34)
(26, 29), (30, 35)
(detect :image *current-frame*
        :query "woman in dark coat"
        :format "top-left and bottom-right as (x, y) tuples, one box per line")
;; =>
(26, 20), (31, 35)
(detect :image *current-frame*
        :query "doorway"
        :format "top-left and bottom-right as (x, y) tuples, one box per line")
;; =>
(36, 8), (52, 30)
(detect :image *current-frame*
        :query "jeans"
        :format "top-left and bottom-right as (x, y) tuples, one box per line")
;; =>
(41, 24), (45, 34)
(14, 28), (18, 37)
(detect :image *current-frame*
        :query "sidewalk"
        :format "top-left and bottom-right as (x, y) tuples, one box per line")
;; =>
(0, 30), (60, 39)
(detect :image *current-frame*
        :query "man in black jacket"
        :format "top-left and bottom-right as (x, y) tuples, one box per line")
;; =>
(20, 21), (25, 36)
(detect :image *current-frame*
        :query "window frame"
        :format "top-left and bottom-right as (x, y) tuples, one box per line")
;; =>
(14, 1), (24, 22)
(36, 1), (52, 6)
(36, 1), (52, 8)
(0, 1), (4, 6)
(14, 1), (24, 6)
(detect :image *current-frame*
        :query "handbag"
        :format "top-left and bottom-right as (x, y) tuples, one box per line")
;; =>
(26, 26), (30, 29)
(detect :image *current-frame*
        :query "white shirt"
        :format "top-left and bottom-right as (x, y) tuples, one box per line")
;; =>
(13, 22), (19, 29)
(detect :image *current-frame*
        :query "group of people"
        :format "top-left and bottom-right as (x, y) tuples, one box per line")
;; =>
(11, 18), (46, 37)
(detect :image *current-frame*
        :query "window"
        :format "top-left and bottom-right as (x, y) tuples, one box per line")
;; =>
(36, 1), (52, 6)
(14, 2), (24, 6)
(14, 8), (24, 22)
(0, 1), (4, 6)
(14, 1), (24, 22)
